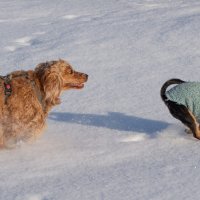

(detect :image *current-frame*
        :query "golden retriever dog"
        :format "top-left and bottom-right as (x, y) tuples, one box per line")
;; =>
(0, 59), (88, 148)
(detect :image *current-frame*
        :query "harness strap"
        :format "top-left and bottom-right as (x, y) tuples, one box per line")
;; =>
(0, 71), (46, 111)
(0, 74), (12, 104)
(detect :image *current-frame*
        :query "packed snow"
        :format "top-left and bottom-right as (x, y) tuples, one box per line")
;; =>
(1, 0), (200, 199)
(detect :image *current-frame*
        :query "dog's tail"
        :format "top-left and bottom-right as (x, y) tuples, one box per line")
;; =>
(160, 79), (185, 103)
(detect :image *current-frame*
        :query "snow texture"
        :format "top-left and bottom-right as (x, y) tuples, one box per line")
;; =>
(1, 0), (200, 199)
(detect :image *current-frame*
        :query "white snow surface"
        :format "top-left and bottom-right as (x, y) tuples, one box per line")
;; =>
(1, 0), (200, 199)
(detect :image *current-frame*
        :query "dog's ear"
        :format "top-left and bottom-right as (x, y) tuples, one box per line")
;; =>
(35, 62), (63, 106)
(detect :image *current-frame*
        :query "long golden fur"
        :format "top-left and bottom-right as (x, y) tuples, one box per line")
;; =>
(0, 59), (88, 148)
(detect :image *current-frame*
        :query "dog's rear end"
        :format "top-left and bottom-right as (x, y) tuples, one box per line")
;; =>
(161, 79), (200, 139)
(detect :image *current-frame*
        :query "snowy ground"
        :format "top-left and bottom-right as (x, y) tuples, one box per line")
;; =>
(1, 0), (200, 199)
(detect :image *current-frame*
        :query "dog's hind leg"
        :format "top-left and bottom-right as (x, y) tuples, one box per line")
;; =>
(165, 100), (200, 139)
(186, 110), (200, 139)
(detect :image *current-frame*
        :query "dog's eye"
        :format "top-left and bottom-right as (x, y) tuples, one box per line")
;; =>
(65, 68), (73, 74)
(69, 69), (73, 74)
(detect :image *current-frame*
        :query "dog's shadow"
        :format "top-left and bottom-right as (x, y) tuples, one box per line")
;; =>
(49, 112), (169, 137)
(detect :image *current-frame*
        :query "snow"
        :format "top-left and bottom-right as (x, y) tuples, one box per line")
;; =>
(1, 0), (200, 199)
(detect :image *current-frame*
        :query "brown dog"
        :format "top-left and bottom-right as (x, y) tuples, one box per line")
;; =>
(0, 59), (88, 148)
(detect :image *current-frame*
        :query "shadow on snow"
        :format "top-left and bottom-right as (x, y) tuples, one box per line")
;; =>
(49, 112), (170, 136)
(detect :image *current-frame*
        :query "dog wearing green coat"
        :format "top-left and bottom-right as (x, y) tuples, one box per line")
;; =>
(161, 79), (200, 140)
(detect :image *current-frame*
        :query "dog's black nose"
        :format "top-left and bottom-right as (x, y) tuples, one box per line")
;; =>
(85, 74), (88, 81)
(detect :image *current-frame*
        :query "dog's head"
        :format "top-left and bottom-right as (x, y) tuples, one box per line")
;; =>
(59, 60), (88, 90)
(35, 59), (88, 106)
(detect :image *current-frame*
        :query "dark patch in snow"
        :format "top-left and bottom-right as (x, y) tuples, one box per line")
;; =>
(49, 112), (170, 136)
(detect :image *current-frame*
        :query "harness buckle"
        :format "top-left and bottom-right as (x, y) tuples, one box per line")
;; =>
(4, 75), (12, 95)
(0, 74), (12, 104)
(4, 83), (12, 96)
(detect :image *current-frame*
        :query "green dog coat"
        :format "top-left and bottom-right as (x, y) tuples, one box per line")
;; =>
(166, 82), (200, 121)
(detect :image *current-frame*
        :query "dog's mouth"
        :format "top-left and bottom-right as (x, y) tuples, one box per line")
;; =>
(64, 74), (88, 89)
(65, 83), (84, 89)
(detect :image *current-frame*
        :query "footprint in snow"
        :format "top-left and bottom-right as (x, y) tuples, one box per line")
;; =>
(5, 46), (17, 52)
(15, 36), (32, 46)
(5, 33), (44, 52)
(5, 36), (32, 52)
